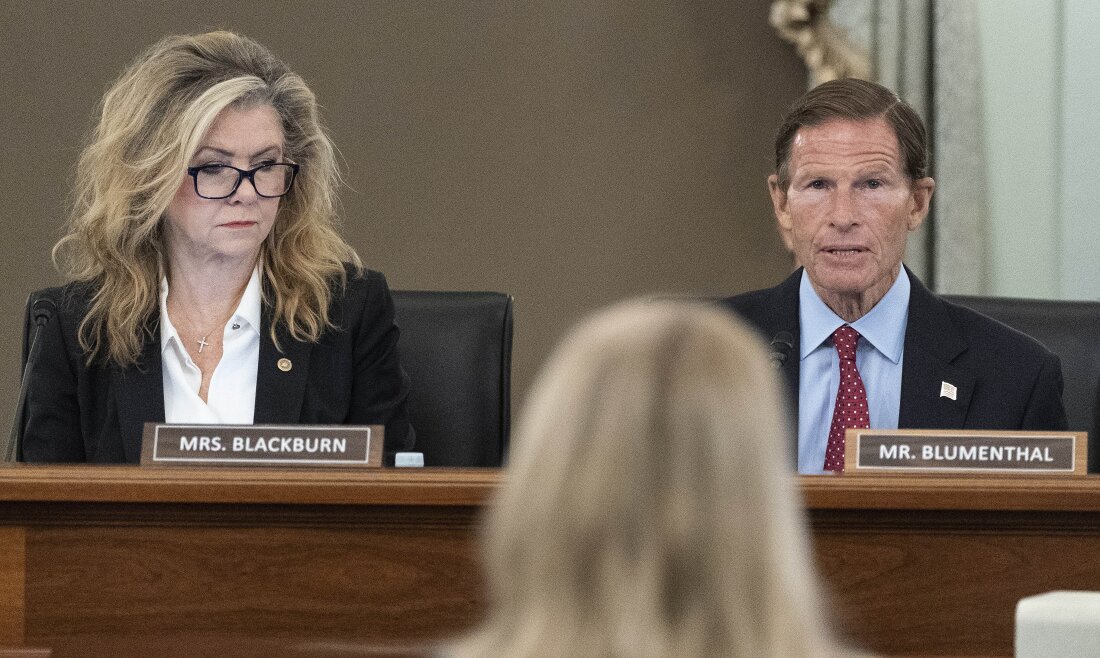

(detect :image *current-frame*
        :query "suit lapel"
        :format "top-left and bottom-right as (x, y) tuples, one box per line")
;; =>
(748, 269), (802, 465)
(898, 269), (975, 429)
(774, 272), (802, 422)
(253, 306), (311, 424)
(113, 326), (165, 462)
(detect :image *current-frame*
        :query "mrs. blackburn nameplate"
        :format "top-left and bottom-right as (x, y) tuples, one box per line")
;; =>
(844, 429), (1087, 475)
(140, 423), (384, 467)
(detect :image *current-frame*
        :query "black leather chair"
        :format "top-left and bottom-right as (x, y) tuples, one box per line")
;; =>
(392, 290), (513, 467)
(945, 295), (1100, 472)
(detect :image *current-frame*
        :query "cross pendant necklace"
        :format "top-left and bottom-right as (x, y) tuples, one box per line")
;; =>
(197, 336), (211, 353)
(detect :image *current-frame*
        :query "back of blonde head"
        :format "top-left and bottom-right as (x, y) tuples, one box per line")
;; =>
(55, 30), (358, 366)
(454, 300), (840, 658)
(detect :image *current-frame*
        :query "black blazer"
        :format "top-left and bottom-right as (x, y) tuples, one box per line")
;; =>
(21, 267), (414, 464)
(721, 268), (1068, 459)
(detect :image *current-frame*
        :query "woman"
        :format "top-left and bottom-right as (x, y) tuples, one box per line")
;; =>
(20, 31), (413, 463)
(451, 300), (858, 657)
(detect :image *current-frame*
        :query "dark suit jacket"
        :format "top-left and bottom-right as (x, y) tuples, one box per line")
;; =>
(721, 268), (1068, 461)
(21, 267), (414, 464)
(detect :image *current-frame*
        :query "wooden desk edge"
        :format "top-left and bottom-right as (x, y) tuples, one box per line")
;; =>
(0, 465), (502, 506)
(3, 465), (1100, 513)
(800, 474), (1100, 512)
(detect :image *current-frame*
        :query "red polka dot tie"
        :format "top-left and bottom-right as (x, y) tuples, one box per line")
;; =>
(824, 325), (868, 472)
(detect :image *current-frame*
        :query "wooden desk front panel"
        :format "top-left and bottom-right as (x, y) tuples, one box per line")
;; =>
(813, 511), (1100, 655)
(5, 468), (1100, 656)
(22, 511), (481, 644)
(806, 477), (1100, 657)
(0, 467), (494, 649)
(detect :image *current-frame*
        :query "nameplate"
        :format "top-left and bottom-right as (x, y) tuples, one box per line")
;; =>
(140, 423), (384, 467)
(844, 429), (1087, 475)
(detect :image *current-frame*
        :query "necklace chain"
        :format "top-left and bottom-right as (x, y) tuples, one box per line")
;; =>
(173, 309), (235, 355)
(165, 276), (251, 357)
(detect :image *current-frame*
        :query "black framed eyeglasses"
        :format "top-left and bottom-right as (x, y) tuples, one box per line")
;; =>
(186, 162), (300, 199)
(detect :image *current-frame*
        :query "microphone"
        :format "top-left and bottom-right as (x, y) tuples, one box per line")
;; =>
(769, 331), (794, 369)
(6, 297), (57, 462)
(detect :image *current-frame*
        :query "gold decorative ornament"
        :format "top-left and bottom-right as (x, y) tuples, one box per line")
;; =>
(770, 0), (872, 85)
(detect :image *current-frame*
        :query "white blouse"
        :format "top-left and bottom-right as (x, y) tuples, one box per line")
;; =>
(159, 269), (262, 424)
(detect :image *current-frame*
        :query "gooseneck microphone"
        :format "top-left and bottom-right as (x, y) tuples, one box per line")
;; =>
(6, 297), (57, 462)
(769, 331), (794, 369)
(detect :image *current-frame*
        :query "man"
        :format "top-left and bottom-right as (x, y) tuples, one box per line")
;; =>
(723, 78), (1067, 474)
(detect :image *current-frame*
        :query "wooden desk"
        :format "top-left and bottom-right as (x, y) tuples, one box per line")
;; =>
(1, 467), (1099, 656)
(0, 465), (495, 653)
(805, 475), (1100, 656)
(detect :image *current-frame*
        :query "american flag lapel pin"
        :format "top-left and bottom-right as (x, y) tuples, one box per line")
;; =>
(939, 381), (957, 401)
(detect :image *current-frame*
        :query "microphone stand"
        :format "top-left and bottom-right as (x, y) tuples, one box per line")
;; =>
(6, 299), (56, 462)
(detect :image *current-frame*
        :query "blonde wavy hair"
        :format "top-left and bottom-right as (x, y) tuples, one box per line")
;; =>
(53, 30), (360, 366)
(453, 300), (854, 658)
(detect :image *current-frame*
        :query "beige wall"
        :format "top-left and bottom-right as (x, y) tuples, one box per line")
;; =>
(0, 1), (804, 451)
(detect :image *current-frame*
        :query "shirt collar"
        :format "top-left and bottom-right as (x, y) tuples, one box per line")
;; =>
(798, 268), (910, 364)
(159, 267), (263, 354)
(235, 268), (263, 336)
(159, 279), (181, 355)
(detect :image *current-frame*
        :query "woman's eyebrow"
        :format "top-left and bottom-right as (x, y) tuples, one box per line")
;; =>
(192, 144), (282, 159)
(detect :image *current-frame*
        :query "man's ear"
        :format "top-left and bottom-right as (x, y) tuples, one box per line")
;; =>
(907, 177), (935, 231)
(768, 174), (794, 251)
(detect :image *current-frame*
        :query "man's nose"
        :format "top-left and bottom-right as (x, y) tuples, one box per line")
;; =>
(827, 190), (858, 227)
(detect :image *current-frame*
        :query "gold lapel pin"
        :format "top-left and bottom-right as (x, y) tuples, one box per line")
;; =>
(277, 358), (293, 372)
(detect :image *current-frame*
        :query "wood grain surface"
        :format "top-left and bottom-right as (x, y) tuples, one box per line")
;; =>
(1, 466), (1099, 656)
(805, 475), (1100, 656)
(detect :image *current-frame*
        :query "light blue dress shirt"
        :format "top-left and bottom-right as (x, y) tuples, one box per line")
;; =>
(797, 269), (910, 474)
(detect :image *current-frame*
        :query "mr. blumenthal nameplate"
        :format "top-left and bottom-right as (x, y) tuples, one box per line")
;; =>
(140, 423), (383, 467)
(844, 429), (1087, 475)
